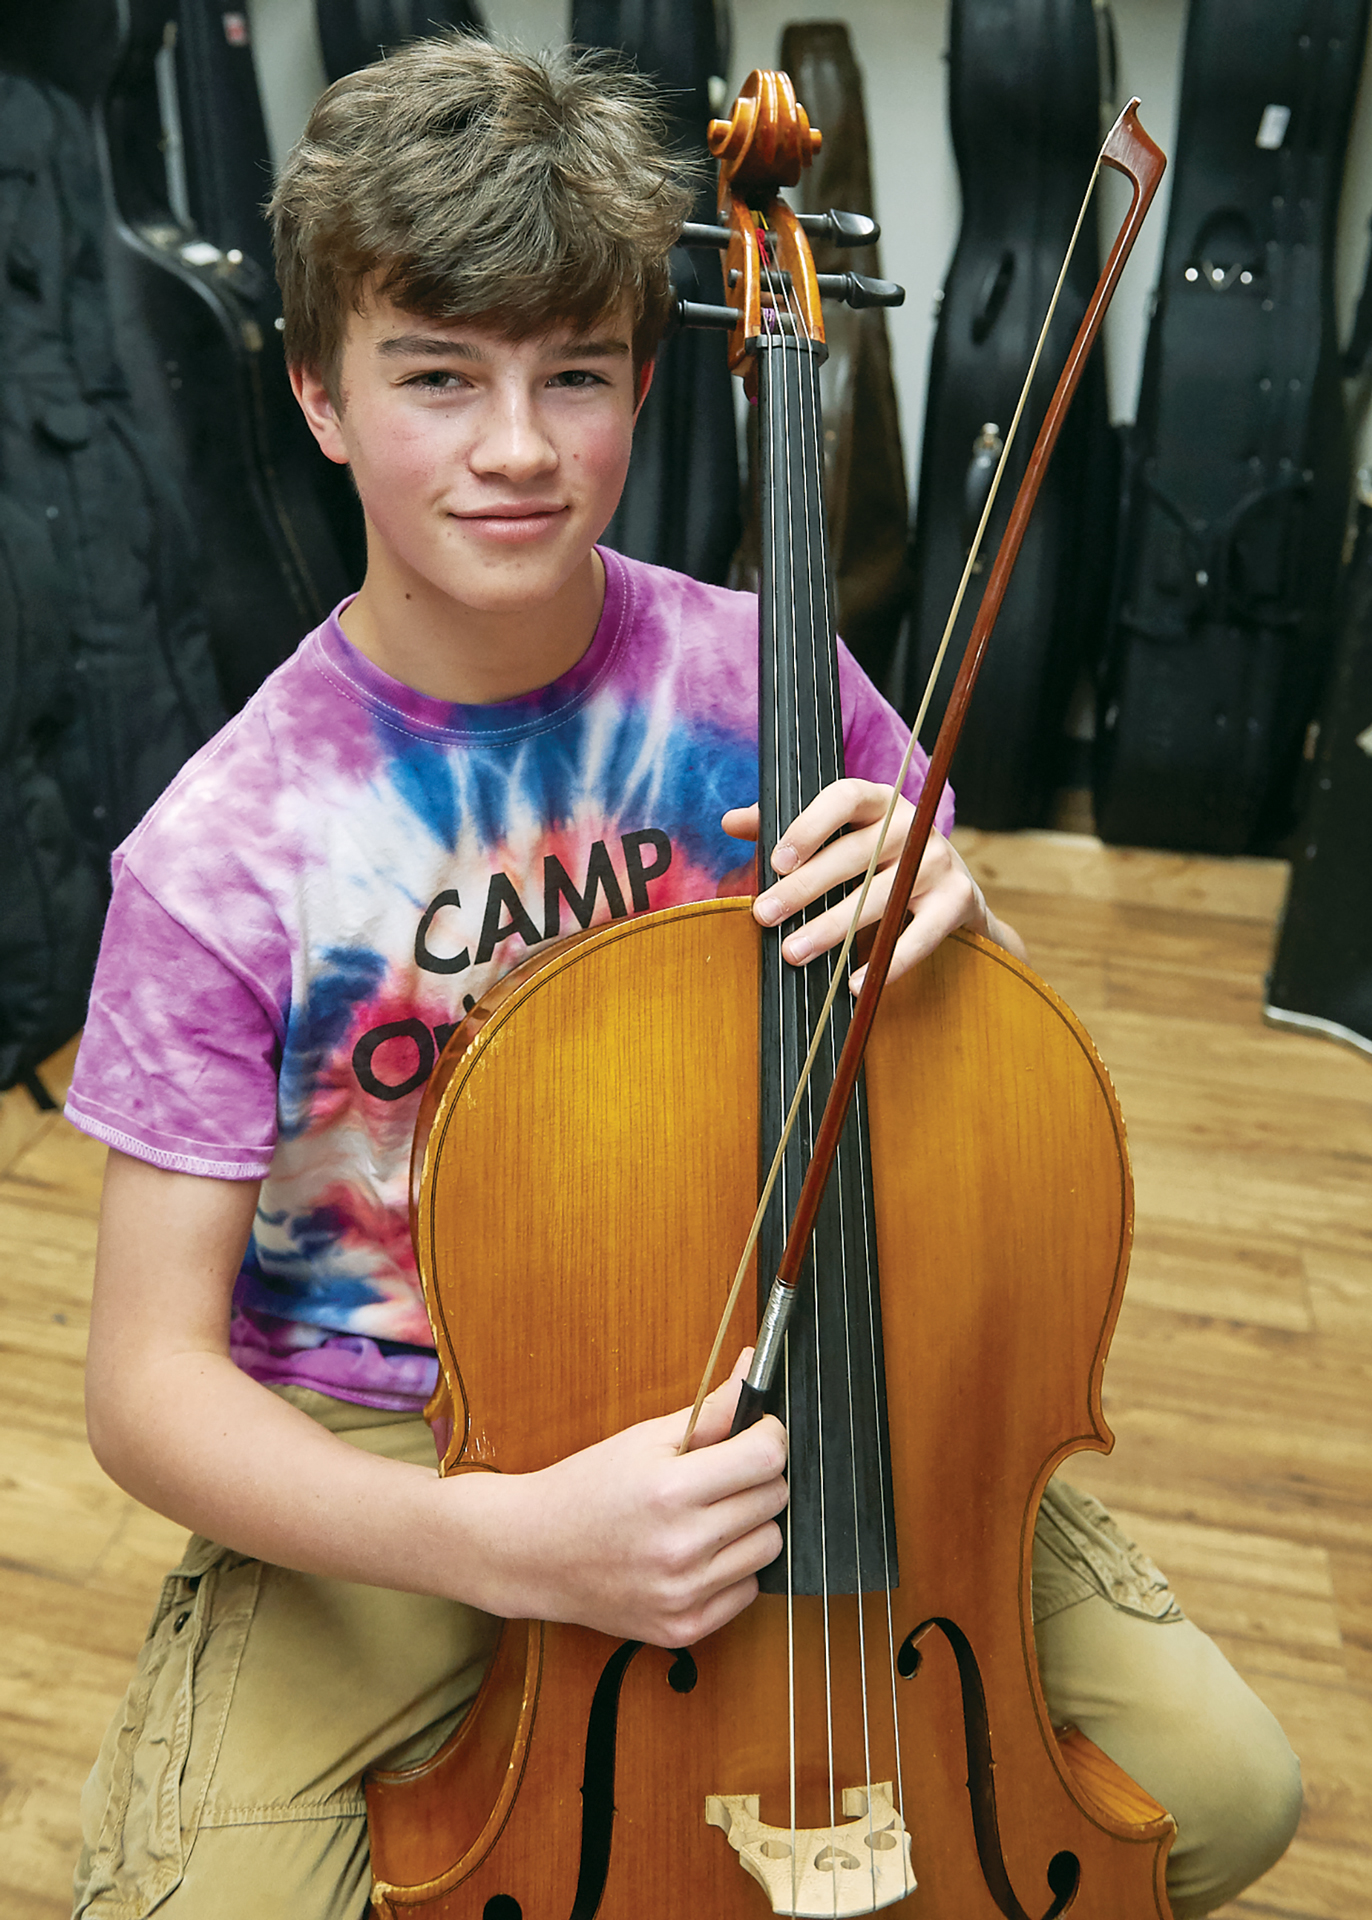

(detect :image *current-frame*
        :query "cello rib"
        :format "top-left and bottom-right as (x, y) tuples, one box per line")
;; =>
(366, 900), (1174, 1917)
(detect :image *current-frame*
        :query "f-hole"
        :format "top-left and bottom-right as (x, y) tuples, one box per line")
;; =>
(564, 1643), (698, 1920)
(898, 1619), (1080, 1920)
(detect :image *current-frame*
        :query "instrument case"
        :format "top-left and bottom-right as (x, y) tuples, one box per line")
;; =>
(1265, 493), (1372, 1052)
(782, 21), (911, 692)
(575, 0), (741, 586)
(1095, 0), (1369, 852)
(900, 0), (1115, 829)
(0, 64), (223, 1092)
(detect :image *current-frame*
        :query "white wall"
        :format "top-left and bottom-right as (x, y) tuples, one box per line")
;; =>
(250, 0), (1372, 491)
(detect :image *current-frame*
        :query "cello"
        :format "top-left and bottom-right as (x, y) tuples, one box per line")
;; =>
(366, 73), (1170, 1919)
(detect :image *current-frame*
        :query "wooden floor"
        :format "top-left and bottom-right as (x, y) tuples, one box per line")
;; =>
(1, 830), (1368, 1918)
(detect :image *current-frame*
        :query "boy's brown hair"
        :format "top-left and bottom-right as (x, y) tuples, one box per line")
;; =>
(271, 34), (693, 399)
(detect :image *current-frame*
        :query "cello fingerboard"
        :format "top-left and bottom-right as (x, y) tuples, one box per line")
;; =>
(756, 333), (899, 1596)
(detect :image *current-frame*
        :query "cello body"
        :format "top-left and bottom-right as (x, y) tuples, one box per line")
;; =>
(367, 902), (1173, 1917)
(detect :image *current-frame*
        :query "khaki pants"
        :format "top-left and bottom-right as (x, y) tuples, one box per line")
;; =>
(74, 1391), (1300, 1920)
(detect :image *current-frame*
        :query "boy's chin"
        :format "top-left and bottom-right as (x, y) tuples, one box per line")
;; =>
(436, 542), (599, 616)
(442, 563), (584, 617)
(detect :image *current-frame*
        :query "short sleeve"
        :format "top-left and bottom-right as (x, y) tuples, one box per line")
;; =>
(65, 870), (285, 1178)
(838, 643), (956, 836)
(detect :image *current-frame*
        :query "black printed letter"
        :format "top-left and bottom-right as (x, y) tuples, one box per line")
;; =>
(414, 889), (470, 974)
(621, 829), (672, 912)
(543, 841), (628, 937)
(353, 1019), (436, 1101)
(475, 873), (542, 965)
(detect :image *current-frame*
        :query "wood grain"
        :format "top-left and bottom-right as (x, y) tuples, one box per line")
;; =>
(2, 834), (1368, 1917)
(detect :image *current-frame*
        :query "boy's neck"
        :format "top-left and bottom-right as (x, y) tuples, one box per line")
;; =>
(339, 547), (607, 705)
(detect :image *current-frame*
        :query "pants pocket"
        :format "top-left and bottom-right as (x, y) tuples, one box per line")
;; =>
(1032, 1477), (1184, 1626)
(75, 1540), (262, 1919)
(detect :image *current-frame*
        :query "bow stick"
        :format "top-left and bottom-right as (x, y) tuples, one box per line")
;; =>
(683, 98), (1166, 1449)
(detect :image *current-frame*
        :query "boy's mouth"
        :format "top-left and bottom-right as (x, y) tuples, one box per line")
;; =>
(454, 503), (568, 543)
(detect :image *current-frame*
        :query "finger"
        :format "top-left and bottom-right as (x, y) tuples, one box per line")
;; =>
(756, 801), (917, 933)
(756, 821), (884, 920)
(761, 823), (959, 967)
(721, 803), (761, 843)
(755, 822), (905, 945)
(770, 866), (900, 969)
(679, 1348), (758, 1453)
(849, 863), (985, 992)
(768, 779), (895, 877)
(680, 1370), (745, 1452)
(703, 1511), (786, 1585)
(655, 1572), (762, 1647)
(677, 1414), (789, 1503)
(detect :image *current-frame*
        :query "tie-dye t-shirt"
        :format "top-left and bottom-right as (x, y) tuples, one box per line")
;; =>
(66, 550), (952, 1410)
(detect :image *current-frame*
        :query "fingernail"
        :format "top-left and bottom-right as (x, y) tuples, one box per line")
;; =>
(772, 842), (798, 873)
(755, 895), (781, 925)
(785, 934), (812, 964)
(849, 966), (866, 993)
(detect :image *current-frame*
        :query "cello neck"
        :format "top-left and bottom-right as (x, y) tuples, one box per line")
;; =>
(756, 332), (845, 848)
(752, 319), (898, 1599)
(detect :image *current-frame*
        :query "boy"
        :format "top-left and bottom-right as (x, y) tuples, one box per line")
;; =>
(67, 35), (1299, 1920)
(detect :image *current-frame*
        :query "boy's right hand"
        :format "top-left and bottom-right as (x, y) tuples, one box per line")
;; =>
(454, 1359), (788, 1648)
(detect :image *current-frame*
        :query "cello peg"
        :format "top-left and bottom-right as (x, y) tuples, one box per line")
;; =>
(679, 221), (733, 250)
(796, 209), (880, 247)
(815, 271), (906, 309)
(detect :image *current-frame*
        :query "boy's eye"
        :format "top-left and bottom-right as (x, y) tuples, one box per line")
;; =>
(404, 368), (469, 391)
(548, 367), (610, 389)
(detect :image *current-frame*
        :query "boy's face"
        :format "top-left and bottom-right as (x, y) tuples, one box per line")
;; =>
(294, 288), (646, 624)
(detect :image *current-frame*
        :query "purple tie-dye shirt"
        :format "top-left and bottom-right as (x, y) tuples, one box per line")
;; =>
(66, 550), (952, 1410)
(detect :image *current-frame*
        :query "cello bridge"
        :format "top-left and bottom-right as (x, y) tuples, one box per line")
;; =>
(705, 1780), (915, 1915)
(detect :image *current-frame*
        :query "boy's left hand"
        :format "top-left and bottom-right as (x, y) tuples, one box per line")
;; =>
(722, 779), (1026, 989)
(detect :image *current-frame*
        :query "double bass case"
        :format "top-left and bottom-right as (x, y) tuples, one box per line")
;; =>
(99, 0), (486, 712)
(0, 21), (223, 1092)
(1094, 0), (1369, 853)
(1264, 485), (1372, 1052)
(899, 0), (1116, 829)
(96, 0), (363, 712)
(783, 22), (911, 691)
(573, 0), (741, 585)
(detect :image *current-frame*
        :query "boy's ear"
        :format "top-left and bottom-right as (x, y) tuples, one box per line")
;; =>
(633, 356), (656, 418)
(290, 363), (350, 466)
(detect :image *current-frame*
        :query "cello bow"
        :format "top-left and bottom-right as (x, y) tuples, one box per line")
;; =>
(685, 97), (1167, 1436)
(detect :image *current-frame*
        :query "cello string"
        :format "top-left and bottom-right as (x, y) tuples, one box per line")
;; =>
(782, 295), (842, 1879)
(785, 1338), (799, 1911)
(790, 263), (886, 1866)
(678, 152), (1104, 1458)
(775, 235), (893, 1906)
(782, 205), (898, 1841)
(802, 332), (884, 1882)
(761, 219), (806, 1887)
(776, 245), (883, 1887)
(774, 229), (849, 1907)
(769, 239), (844, 1874)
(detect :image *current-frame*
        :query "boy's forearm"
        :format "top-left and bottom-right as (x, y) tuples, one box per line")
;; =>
(86, 1151), (515, 1609)
(87, 1345), (511, 1605)
(86, 1152), (788, 1644)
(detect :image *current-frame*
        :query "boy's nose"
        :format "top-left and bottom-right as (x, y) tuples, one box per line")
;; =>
(470, 392), (558, 481)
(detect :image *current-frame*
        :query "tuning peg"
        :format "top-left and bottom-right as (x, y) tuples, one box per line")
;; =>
(797, 210), (880, 247)
(679, 222), (733, 250)
(670, 297), (738, 333)
(816, 272), (905, 309)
